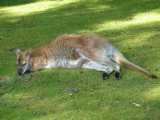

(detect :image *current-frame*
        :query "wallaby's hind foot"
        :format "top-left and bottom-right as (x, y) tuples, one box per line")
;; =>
(115, 71), (121, 80)
(103, 71), (121, 80)
(103, 73), (109, 80)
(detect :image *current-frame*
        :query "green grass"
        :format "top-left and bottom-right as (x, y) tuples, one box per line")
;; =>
(0, 0), (160, 119)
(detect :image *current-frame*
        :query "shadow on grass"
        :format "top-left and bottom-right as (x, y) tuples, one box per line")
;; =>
(0, 0), (41, 7)
(1, 0), (159, 27)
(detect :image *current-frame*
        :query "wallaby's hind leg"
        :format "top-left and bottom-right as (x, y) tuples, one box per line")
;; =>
(81, 60), (121, 80)
(102, 62), (121, 80)
(102, 60), (120, 73)
(103, 60), (121, 79)
(76, 48), (121, 79)
(79, 48), (120, 73)
(81, 61), (114, 73)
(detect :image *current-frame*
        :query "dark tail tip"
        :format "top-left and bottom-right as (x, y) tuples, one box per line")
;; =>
(151, 75), (157, 79)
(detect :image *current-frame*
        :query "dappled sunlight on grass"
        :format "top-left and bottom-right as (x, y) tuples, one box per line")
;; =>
(0, 0), (75, 17)
(0, 0), (160, 119)
(96, 11), (160, 31)
(126, 32), (158, 47)
(145, 86), (160, 100)
(2, 92), (31, 102)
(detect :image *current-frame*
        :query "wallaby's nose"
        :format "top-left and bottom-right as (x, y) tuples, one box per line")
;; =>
(18, 69), (23, 75)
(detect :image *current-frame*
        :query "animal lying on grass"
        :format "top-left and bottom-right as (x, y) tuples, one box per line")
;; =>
(11, 34), (157, 79)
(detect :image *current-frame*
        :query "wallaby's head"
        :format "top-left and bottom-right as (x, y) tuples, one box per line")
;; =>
(13, 48), (32, 75)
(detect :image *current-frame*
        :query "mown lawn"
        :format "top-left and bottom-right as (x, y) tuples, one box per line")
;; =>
(0, 0), (160, 119)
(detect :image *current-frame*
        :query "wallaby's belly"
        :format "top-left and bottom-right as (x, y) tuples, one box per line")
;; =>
(44, 58), (83, 69)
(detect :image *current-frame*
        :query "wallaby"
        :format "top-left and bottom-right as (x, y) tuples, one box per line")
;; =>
(11, 34), (157, 79)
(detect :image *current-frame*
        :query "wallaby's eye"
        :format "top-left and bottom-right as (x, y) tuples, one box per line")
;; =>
(22, 61), (26, 66)
(20, 61), (26, 66)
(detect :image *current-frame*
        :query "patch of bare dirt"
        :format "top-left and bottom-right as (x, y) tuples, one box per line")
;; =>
(0, 76), (12, 82)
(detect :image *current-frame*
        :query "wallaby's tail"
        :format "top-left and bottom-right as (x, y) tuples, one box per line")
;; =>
(114, 52), (157, 79)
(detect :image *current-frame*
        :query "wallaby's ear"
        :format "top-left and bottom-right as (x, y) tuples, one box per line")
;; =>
(25, 49), (32, 57)
(13, 48), (22, 55)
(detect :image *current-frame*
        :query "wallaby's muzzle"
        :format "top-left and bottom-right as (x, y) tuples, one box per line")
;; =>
(18, 69), (30, 75)
(18, 69), (23, 75)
